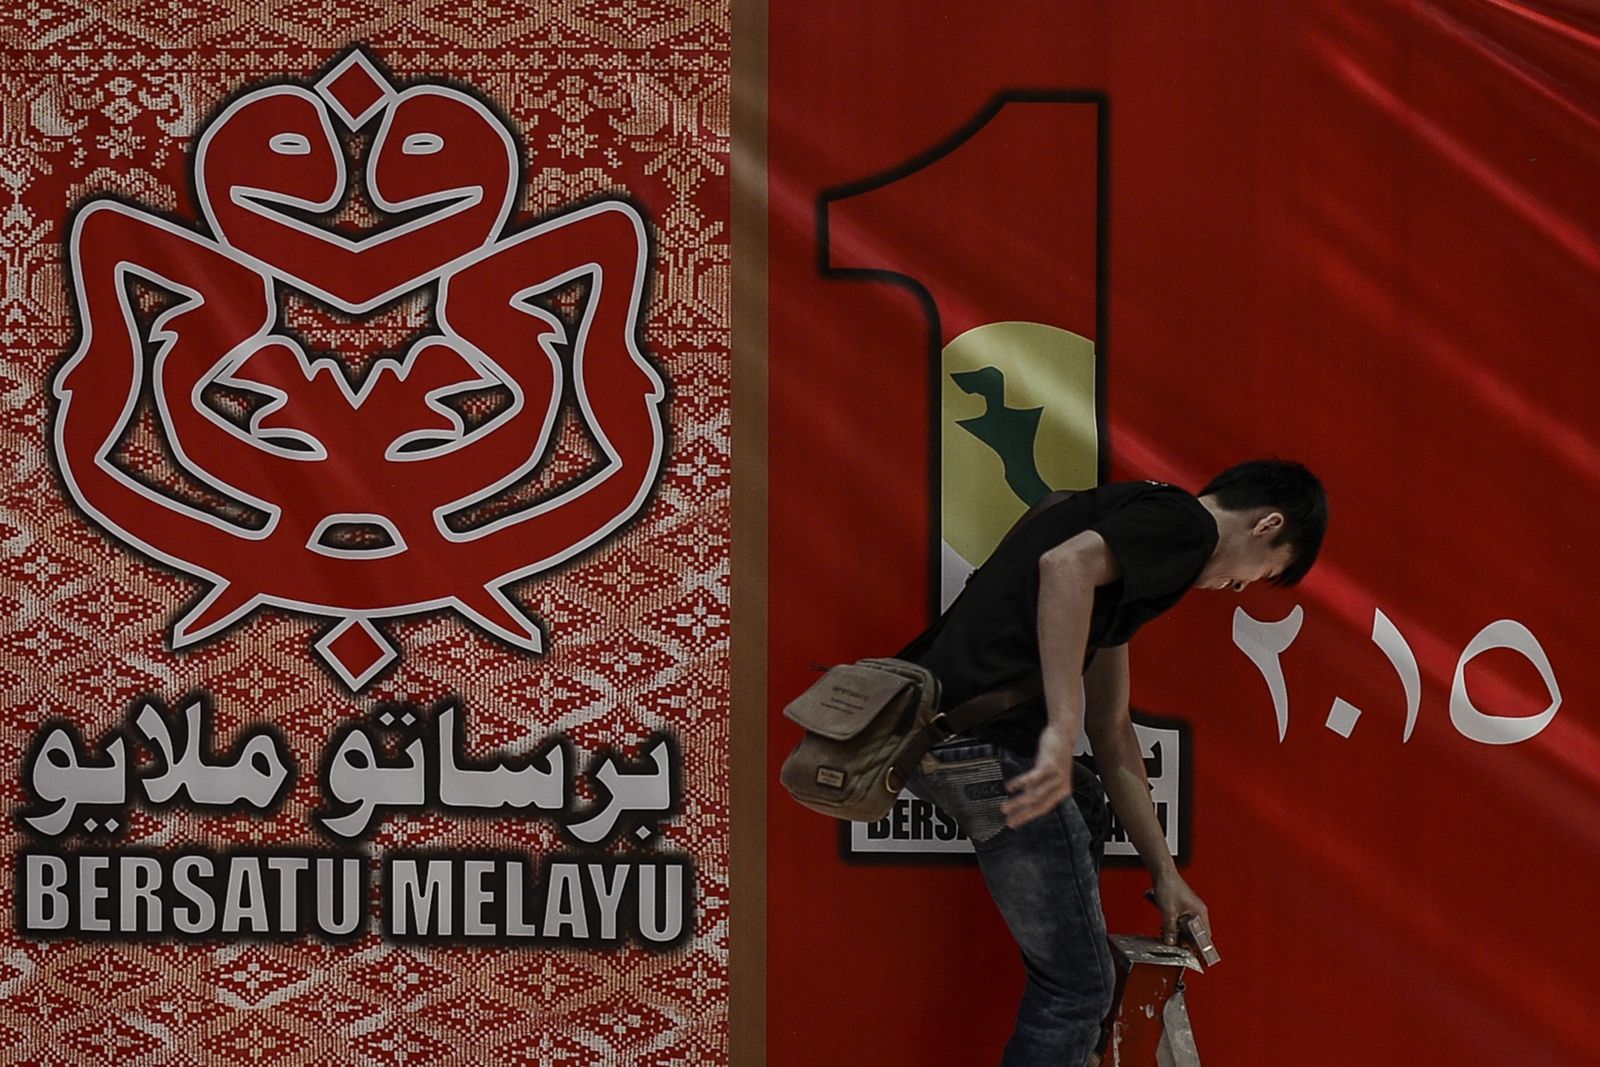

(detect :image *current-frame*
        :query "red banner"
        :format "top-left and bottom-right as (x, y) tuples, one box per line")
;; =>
(767, 3), (1600, 1065)
(5, 2), (1600, 1064)
(1, 10), (730, 1065)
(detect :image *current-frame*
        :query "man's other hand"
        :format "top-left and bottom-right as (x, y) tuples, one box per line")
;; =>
(1152, 871), (1211, 948)
(1001, 721), (1077, 827)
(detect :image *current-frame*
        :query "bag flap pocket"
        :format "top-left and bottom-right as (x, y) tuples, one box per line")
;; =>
(783, 664), (915, 741)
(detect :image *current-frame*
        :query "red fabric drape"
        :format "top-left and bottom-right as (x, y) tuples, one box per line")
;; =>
(768, 3), (1600, 1064)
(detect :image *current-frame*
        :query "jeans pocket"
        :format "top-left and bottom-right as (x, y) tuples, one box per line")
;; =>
(1071, 761), (1109, 866)
(916, 740), (1011, 844)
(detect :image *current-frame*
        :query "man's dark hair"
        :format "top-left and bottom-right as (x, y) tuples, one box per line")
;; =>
(1200, 459), (1328, 587)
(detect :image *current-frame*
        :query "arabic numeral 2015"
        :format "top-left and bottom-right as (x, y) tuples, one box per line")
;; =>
(1232, 607), (1561, 745)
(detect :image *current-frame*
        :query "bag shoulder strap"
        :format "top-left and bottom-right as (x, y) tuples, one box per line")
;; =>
(1001, 487), (1078, 545)
(896, 488), (1077, 661)
(885, 672), (1043, 792)
(886, 488), (1081, 788)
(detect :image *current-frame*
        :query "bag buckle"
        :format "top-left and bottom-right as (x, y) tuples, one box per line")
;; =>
(884, 711), (954, 795)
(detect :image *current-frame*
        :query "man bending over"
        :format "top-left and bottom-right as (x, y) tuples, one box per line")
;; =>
(908, 459), (1328, 1067)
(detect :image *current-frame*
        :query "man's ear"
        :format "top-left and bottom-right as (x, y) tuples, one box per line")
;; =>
(1253, 511), (1285, 537)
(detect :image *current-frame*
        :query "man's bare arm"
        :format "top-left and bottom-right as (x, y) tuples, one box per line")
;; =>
(1083, 644), (1210, 945)
(1001, 530), (1119, 827)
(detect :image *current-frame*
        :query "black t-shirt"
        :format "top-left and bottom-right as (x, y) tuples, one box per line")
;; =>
(913, 481), (1218, 755)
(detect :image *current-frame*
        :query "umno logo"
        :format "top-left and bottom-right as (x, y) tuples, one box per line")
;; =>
(51, 52), (667, 691)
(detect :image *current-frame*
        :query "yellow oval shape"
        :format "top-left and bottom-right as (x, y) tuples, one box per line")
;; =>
(941, 320), (1098, 579)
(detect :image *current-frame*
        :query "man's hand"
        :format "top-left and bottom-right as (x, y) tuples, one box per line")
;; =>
(1001, 721), (1077, 828)
(1151, 871), (1210, 947)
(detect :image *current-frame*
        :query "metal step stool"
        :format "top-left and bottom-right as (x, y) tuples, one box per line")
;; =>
(1087, 934), (1206, 1067)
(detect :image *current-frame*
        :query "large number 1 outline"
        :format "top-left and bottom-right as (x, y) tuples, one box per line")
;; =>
(817, 91), (1110, 616)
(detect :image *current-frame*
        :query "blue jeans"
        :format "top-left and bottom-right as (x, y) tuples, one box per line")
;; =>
(908, 741), (1115, 1067)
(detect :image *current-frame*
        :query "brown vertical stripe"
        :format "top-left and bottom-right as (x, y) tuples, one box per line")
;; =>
(730, 0), (770, 1058)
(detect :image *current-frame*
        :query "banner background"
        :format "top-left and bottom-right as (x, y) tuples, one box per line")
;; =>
(0, 5), (731, 1064)
(767, 3), (1600, 1065)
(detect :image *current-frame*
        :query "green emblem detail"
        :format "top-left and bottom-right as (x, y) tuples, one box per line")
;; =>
(951, 367), (1051, 506)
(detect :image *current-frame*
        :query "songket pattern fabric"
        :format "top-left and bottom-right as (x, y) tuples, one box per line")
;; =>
(0, 2), (731, 1064)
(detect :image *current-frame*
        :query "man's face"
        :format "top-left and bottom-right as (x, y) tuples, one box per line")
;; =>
(1196, 513), (1296, 592)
